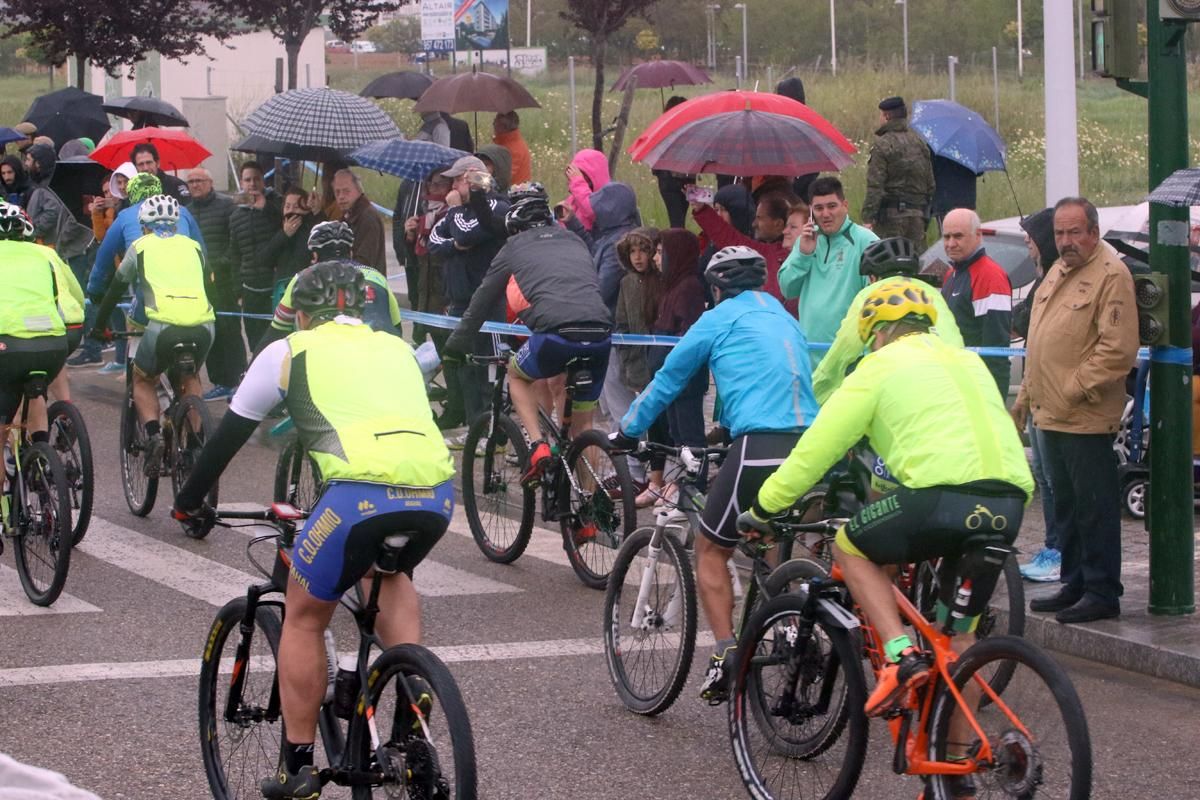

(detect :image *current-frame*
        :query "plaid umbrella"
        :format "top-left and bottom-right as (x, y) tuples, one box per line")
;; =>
(413, 72), (541, 114)
(910, 99), (1006, 173)
(244, 88), (400, 151)
(611, 61), (711, 91)
(90, 127), (211, 170)
(349, 138), (468, 182)
(1147, 167), (1200, 208)
(638, 110), (855, 177)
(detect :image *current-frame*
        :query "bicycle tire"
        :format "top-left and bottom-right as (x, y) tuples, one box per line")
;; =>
(47, 400), (93, 546)
(927, 635), (1092, 800)
(461, 412), (534, 564)
(348, 643), (477, 800)
(603, 526), (697, 716)
(729, 592), (867, 800)
(560, 428), (636, 590)
(120, 382), (157, 516)
(272, 440), (323, 513)
(12, 442), (73, 606)
(198, 597), (283, 800)
(172, 395), (217, 536)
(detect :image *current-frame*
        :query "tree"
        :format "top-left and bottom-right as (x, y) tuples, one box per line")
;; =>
(3, 0), (236, 89)
(366, 17), (422, 54)
(562, 0), (664, 150)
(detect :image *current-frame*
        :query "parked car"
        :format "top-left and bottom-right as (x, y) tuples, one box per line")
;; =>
(351, 41), (378, 53)
(325, 39), (349, 53)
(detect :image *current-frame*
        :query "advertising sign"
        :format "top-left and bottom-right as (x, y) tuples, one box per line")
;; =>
(454, 0), (509, 50)
(422, 0), (456, 51)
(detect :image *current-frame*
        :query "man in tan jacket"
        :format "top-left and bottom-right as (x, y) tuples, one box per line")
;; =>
(1012, 197), (1138, 624)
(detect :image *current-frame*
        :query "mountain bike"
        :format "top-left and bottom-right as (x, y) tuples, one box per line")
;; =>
(116, 332), (217, 524)
(270, 417), (323, 513)
(728, 521), (1092, 800)
(2, 371), (72, 606)
(460, 346), (636, 589)
(196, 503), (477, 799)
(46, 398), (93, 545)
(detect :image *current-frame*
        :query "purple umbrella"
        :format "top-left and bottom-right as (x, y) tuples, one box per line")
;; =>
(610, 61), (712, 91)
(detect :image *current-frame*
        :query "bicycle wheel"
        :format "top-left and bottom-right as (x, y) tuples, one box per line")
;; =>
(12, 442), (73, 607)
(199, 597), (284, 800)
(349, 644), (477, 800)
(560, 429), (636, 589)
(272, 440), (322, 512)
(461, 412), (533, 563)
(603, 526), (697, 716)
(729, 593), (867, 800)
(47, 400), (93, 546)
(120, 382), (158, 516)
(927, 636), (1092, 800)
(172, 395), (217, 534)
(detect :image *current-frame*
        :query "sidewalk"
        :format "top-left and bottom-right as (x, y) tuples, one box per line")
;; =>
(1013, 495), (1200, 688)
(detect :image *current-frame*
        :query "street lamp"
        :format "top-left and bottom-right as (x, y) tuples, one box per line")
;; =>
(733, 3), (748, 84)
(830, 0), (837, 76)
(895, 0), (908, 74)
(526, 0), (532, 48)
(706, 4), (721, 71)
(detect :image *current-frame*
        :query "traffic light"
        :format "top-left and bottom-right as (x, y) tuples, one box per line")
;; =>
(1134, 272), (1170, 345)
(1092, 0), (1141, 79)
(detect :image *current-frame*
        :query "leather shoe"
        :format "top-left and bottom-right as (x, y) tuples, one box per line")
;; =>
(1029, 589), (1082, 613)
(1055, 597), (1120, 624)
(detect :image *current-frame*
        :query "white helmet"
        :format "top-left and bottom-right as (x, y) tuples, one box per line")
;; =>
(0, 201), (34, 241)
(138, 194), (180, 227)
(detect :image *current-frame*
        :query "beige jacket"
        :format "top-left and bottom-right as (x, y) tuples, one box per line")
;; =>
(1015, 240), (1138, 434)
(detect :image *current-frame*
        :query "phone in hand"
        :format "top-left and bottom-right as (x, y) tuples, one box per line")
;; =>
(684, 184), (714, 205)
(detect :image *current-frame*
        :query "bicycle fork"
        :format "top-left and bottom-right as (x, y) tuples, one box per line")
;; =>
(773, 589), (838, 723)
(630, 525), (684, 632)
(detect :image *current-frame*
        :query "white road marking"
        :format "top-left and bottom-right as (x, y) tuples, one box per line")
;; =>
(445, 508), (572, 567)
(0, 566), (101, 616)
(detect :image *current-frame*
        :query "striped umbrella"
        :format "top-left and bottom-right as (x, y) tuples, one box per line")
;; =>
(243, 88), (400, 152)
(349, 138), (468, 182)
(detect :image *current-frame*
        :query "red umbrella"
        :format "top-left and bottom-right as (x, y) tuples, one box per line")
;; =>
(628, 91), (855, 162)
(90, 127), (212, 171)
(610, 61), (712, 91)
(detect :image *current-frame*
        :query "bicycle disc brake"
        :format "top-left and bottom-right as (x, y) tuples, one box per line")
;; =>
(990, 728), (1042, 795)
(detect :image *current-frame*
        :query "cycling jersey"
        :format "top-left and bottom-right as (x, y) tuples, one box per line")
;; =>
(0, 240), (71, 338)
(270, 262), (401, 336)
(87, 200), (205, 301)
(113, 233), (214, 328)
(27, 243), (85, 326)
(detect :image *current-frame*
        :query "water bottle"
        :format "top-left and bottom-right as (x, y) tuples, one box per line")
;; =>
(950, 580), (973, 623)
(322, 629), (338, 704)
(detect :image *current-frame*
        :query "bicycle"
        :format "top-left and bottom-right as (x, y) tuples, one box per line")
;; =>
(116, 332), (217, 524)
(269, 417), (323, 512)
(196, 503), (477, 799)
(460, 346), (636, 589)
(728, 520), (1092, 800)
(2, 371), (72, 606)
(46, 398), (93, 545)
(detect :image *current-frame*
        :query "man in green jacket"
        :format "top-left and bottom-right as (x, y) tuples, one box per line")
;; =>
(861, 96), (935, 250)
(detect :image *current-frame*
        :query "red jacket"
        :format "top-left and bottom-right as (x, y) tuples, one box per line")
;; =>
(693, 205), (797, 316)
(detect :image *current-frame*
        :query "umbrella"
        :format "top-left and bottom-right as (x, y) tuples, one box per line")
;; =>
(23, 87), (110, 147)
(101, 96), (189, 128)
(90, 127), (211, 171)
(0, 127), (24, 147)
(49, 157), (109, 224)
(413, 72), (541, 114)
(244, 88), (400, 152)
(349, 138), (468, 182)
(233, 133), (353, 164)
(611, 61), (711, 91)
(1147, 168), (1200, 208)
(361, 71), (435, 101)
(637, 110), (856, 177)
(910, 99), (1006, 173)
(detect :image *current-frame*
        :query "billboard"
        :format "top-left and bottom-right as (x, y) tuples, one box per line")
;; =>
(454, 0), (509, 50)
(421, 0), (456, 51)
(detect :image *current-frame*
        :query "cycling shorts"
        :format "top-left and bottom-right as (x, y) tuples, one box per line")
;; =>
(0, 335), (68, 423)
(289, 479), (455, 601)
(133, 320), (214, 378)
(700, 432), (803, 548)
(511, 331), (611, 408)
(66, 325), (83, 354)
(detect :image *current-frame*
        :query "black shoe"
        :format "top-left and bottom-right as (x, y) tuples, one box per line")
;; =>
(143, 433), (164, 478)
(260, 765), (321, 799)
(1055, 597), (1120, 624)
(1029, 589), (1082, 613)
(66, 350), (102, 367)
(699, 645), (736, 705)
(392, 675), (434, 742)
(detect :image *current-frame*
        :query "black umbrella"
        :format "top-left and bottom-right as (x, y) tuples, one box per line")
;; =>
(233, 133), (352, 164)
(361, 71), (435, 101)
(101, 96), (190, 129)
(24, 87), (110, 147)
(50, 157), (109, 224)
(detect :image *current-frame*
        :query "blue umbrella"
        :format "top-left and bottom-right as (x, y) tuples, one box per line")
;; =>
(0, 127), (25, 147)
(910, 99), (1007, 173)
(349, 138), (468, 182)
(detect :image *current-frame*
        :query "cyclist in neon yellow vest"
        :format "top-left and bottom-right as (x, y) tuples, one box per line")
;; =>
(90, 194), (215, 474)
(172, 261), (455, 800)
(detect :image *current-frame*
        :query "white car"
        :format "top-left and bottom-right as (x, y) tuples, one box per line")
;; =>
(351, 41), (378, 53)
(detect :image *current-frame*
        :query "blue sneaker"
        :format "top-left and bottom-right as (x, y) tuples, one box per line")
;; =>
(1019, 548), (1061, 582)
(202, 385), (234, 402)
(97, 361), (126, 375)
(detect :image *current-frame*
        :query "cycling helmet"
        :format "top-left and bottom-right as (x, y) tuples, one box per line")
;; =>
(138, 194), (180, 228)
(307, 220), (355, 257)
(704, 245), (767, 295)
(0, 201), (34, 241)
(291, 261), (366, 320)
(857, 278), (938, 343)
(505, 182), (554, 234)
(859, 237), (919, 278)
(127, 172), (163, 204)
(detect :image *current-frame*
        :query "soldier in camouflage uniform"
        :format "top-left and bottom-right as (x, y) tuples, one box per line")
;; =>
(861, 96), (935, 251)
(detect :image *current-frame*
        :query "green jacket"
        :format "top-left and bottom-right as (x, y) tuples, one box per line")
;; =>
(861, 118), (935, 225)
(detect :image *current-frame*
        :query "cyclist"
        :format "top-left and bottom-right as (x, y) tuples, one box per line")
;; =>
(172, 261), (455, 800)
(443, 182), (613, 485)
(609, 245), (819, 703)
(89, 195), (214, 475)
(737, 279), (1033, 732)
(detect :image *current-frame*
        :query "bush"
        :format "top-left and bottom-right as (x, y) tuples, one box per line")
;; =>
(365, 18), (421, 55)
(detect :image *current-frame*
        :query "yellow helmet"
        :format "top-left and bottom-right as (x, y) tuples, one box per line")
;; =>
(857, 278), (938, 343)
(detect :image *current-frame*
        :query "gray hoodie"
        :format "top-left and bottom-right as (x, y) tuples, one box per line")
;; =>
(476, 144), (512, 194)
(24, 143), (92, 258)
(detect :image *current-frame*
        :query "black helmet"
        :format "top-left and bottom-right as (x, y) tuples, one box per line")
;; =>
(307, 220), (355, 258)
(291, 261), (366, 320)
(859, 237), (919, 278)
(504, 182), (554, 234)
(704, 245), (767, 295)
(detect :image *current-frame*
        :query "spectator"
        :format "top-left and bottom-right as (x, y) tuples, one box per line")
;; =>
(12, 121), (37, 152)
(186, 166), (242, 401)
(475, 144), (513, 194)
(442, 113), (475, 152)
(229, 160), (282, 348)
(131, 142), (188, 202)
(652, 95), (695, 228)
(939, 208), (1013, 395)
(589, 182), (642, 311)
(57, 137), (94, 160)
(747, 175), (793, 204)
(413, 110), (451, 146)
(0, 155), (31, 204)
(22, 143), (93, 284)
(697, 183), (755, 304)
(931, 154), (979, 229)
(311, 158), (351, 221)
(861, 96), (935, 250)
(492, 111), (532, 184)
(402, 171), (453, 364)
(775, 77), (818, 201)
(82, 164), (136, 373)
(560, 148), (610, 233)
(265, 186), (320, 305)
(778, 175), (875, 363)
(1014, 197), (1139, 624)
(333, 169), (387, 274)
